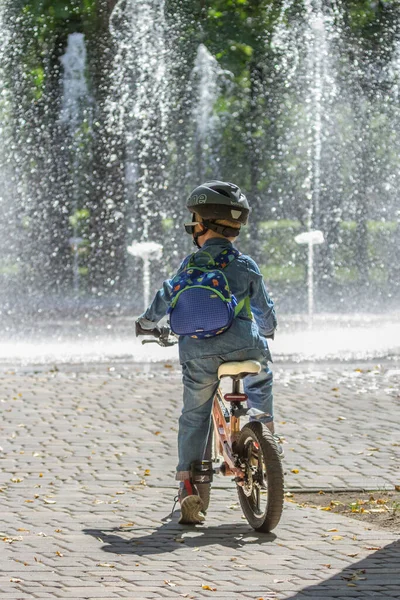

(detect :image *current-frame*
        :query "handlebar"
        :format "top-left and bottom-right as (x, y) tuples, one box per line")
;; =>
(136, 323), (178, 347)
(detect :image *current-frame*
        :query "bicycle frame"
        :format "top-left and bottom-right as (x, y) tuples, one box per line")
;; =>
(212, 385), (245, 479)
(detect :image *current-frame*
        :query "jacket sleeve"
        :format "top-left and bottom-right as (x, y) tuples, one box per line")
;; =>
(246, 257), (277, 338)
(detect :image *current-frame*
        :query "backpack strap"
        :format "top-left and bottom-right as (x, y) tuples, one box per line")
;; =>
(212, 248), (240, 269)
(234, 296), (252, 319)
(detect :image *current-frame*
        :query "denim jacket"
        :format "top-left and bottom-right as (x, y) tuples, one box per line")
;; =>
(141, 238), (277, 364)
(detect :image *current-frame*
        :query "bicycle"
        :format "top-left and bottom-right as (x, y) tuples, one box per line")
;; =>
(140, 326), (284, 533)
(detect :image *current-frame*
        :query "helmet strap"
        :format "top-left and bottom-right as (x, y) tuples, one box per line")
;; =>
(202, 220), (240, 239)
(193, 227), (208, 248)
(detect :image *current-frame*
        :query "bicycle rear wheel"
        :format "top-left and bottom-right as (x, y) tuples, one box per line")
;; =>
(236, 421), (284, 532)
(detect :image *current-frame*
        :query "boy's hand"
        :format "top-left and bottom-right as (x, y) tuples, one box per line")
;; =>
(135, 318), (160, 338)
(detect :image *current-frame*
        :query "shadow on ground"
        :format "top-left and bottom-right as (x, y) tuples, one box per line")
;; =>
(83, 517), (277, 555)
(285, 540), (400, 599)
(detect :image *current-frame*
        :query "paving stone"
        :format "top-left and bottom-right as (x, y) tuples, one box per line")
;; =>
(0, 361), (399, 599)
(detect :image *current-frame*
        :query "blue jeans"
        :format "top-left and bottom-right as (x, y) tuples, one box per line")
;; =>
(176, 348), (273, 480)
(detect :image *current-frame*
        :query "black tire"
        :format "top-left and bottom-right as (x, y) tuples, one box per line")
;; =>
(236, 421), (284, 532)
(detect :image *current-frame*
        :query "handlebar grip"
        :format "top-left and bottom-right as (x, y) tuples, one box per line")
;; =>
(135, 321), (161, 338)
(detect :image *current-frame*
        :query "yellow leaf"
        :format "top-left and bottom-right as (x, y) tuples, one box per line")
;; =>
(337, 416), (346, 421)
(56, 551), (63, 557)
(332, 535), (343, 541)
(319, 506), (332, 511)
(119, 522), (135, 528)
(154, 431), (161, 435)
(347, 583), (357, 587)
(202, 584), (217, 591)
(291, 468), (299, 474)
(97, 563), (114, 568)
(327, 528), (338, 532)
(144, 469), (151, 476)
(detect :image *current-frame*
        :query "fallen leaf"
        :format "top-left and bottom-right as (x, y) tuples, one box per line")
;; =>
(119, 522), (135, 528)
(332, 536), (343, 541)
(202, 584), (217, 591)
(365, 546), (381, 550)
(144, 469), (151, 476)
(154, 431), (161, 435)
(97, 563), (115, 568)
(175, 536), (185, 543)
(394, 485), (400, 491)
(327, 528), (338, 532)
(43, 499), (56, 504)
(273, 579), (285, 583)
(322, 564), (331, 568)
(10, 578), (22, 583)
(347, 553), (359, 558)
(337, 416), (346, 421)
(164, 580), (176, 587)
(55, 551), (63, 557)
(291, 468), (299, 474)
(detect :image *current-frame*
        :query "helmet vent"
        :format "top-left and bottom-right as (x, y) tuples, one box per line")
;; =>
(214, 188), (230, 198)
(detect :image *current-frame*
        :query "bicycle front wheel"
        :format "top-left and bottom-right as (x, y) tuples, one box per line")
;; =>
(236, 421), (284, 532)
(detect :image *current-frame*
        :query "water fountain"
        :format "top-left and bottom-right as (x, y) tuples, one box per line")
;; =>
(191, 44), (224, 181)
(59, 33), (92, 296)
(0, 0), (399, 365)
(0, 2), (15, 300)
(107, 0), (170, 242)
(127, 241), (163, 311)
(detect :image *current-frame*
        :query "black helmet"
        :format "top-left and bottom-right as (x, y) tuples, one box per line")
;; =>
(187, 180), (250, 225)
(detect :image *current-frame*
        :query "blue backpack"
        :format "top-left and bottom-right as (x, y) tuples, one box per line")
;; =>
(167, 248), (251, 339)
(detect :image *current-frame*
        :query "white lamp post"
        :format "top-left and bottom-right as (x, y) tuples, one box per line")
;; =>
(294, 229), (325, 325)
(127, 241), (163, 311)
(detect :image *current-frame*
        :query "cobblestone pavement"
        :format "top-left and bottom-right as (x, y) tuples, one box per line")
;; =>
(0, 360), (399, 599)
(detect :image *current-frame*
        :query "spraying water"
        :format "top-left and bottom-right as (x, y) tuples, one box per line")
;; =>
(0, 2), (15, 296)
(191, 44), (224, 180)
(60, 33), (92, 296)
(108, 0), (170, 242)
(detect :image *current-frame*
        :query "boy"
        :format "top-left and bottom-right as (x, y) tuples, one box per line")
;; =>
(136, 180), (277, 524)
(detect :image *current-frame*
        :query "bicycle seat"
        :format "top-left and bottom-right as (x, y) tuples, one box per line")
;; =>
(218, 360), (261, 379)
